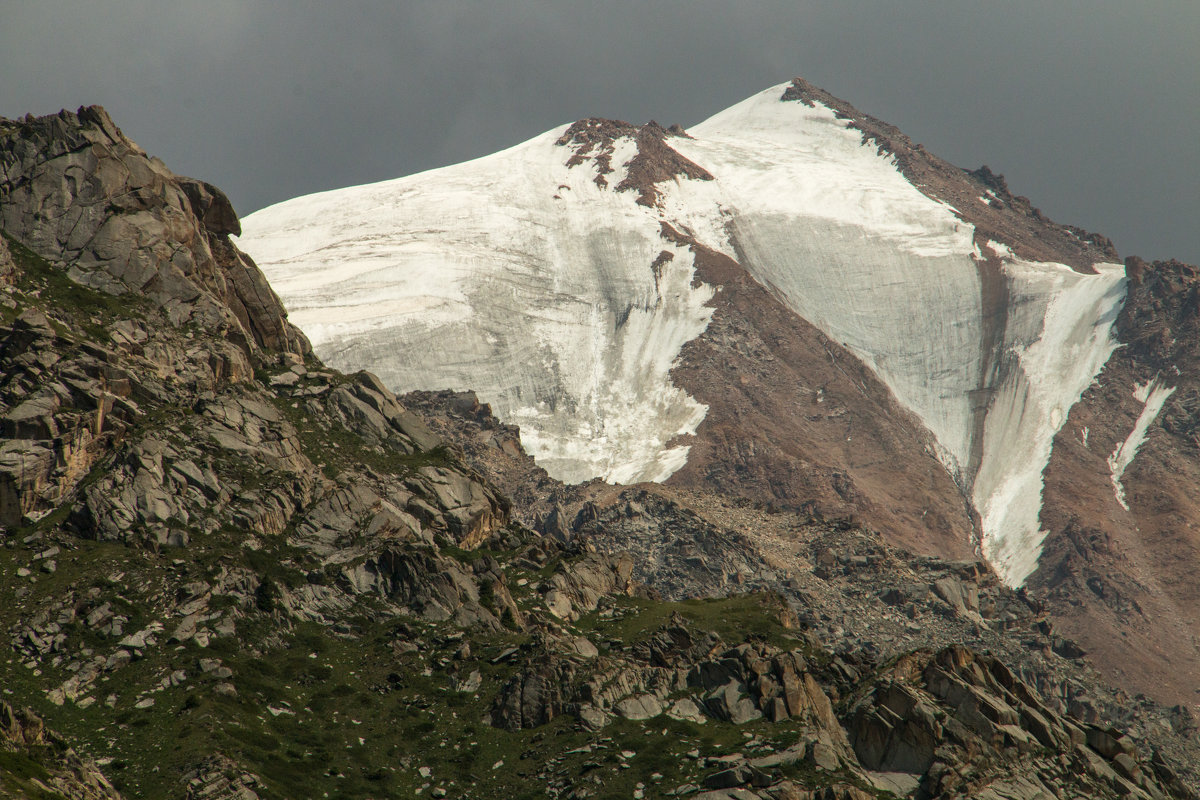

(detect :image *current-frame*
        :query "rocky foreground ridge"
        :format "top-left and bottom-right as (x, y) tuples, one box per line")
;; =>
(1, 108), (1198, 799)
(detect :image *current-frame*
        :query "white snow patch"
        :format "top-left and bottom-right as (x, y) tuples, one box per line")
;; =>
(1108, 379), (1176, 510)
(986, 240), (1015, 260)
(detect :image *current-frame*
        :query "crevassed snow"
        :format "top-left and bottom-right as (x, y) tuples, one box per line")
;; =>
(238, 80), (1128, 587)
(240, 129), (713, 485)
(1108, 379), (1176, 511)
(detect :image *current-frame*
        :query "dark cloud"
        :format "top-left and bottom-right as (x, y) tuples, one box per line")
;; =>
(2, 1), (1196, 263)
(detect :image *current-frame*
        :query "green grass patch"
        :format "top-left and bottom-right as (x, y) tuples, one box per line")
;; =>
(0, 750), (53, 783)
(1, 230), (149, 339)
(0, 554), (849, 800)
(577, 592), (799, 650)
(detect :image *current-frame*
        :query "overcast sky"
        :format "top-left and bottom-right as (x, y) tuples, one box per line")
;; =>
(2, 2), (1196, 264)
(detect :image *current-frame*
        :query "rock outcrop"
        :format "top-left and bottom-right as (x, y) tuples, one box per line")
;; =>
(846, 646), (1194, 800)
(0, 105), (308, 355)
(0, 700), (122, 799)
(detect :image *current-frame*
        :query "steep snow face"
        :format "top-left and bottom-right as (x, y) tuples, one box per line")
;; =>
(239, 81), (1127, 586)
(240, 130), (715, 484)
(668, 88), (1126, 584)
(972, 259), (1126, 584)
(669, 92), (983, 474)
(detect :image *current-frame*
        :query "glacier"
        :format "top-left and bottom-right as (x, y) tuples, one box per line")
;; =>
(238, 81), (1127, 585)
(239, 132), (715, 485)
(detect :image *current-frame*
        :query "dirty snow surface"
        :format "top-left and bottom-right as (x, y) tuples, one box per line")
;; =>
(239, 82), (1126, 585)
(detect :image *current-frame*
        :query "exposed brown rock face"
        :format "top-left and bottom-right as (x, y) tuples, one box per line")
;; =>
(1035, 257), (1200, 705)
(0, 105), (309, 357)
(557, 116), (713, 206)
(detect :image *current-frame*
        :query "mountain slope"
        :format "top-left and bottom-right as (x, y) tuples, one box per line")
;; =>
(3, 106), (1199, 800)
(1032, 257), (1200, 702)
(239, 79), (1123, 589)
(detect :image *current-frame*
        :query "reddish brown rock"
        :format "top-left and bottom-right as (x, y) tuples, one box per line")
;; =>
(1036, 257), (1200, 705)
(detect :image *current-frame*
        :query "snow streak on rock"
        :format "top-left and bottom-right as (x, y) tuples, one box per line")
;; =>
(239, 81), (1127, 586)
(1108, 379), (1176, 511)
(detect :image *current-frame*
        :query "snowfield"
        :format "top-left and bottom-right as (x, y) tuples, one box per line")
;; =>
(238, 82), (1127, 586)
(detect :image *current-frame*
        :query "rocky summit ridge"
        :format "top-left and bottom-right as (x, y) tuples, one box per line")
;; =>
(0, 97), (1197, 800)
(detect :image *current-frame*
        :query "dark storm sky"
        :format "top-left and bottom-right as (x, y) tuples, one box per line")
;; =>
(2, 2), (1196, 264)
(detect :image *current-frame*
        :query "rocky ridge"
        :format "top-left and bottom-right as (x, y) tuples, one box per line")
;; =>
(780, 78), (1118, 272)
(0, 107), (306, 355)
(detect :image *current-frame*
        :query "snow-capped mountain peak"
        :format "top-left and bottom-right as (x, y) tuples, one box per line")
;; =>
(238, 79), (1126, 586)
